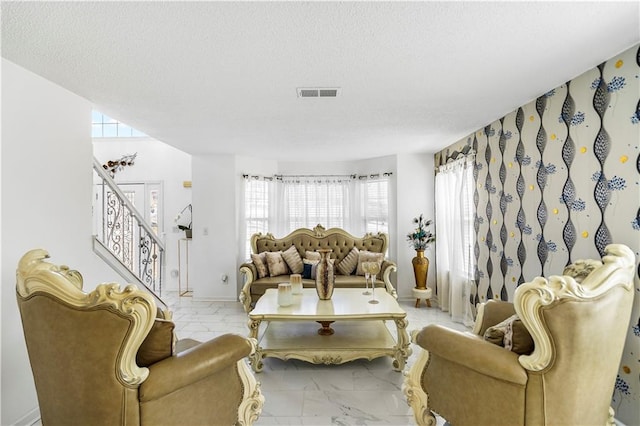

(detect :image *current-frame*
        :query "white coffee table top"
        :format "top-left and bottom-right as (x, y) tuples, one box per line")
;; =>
(249, 288), (406, 320)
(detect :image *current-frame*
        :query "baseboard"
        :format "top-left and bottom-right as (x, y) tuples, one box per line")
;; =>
(12, 407), (40, 426)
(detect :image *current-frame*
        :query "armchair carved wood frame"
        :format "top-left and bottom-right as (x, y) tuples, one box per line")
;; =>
(16, 249), (264, 425)
(403, 244), (635, 426)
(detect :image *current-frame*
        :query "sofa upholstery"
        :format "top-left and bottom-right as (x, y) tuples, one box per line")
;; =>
(239, 224), (397, 312)
(403, 244), (635, 426)
(16, 249), (264, 426)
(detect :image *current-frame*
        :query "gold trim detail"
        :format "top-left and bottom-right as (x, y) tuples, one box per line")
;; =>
(403, 330), (437, 426)
(17, 249), (156, 387)
(515, 244), (635, 372)
(237, 338), (265, 425)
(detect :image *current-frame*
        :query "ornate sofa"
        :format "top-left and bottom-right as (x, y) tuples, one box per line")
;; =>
(402, 244), (635, 426)
(17, 249), (264, 425)
(239, 224), (398, 312)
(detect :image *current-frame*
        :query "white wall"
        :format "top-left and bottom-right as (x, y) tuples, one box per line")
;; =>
(93, 138), (192, 291)
(1, 60), (116, 425)
(192, 153), (430, 302)
(191, 155), (239, 300)
(395, 153), (435, 300)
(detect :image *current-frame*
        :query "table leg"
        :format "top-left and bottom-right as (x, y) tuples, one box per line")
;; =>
(316, 320), (335, 335)
(393, 318), (411, 371)
(247, 318), (263, 372)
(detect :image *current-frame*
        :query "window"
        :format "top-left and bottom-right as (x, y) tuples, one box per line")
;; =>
(242, 173), (391, 256)
(243, 177), (270, 259)
(92, 110), (147, 138)
(362, 177), (389, 234)
(283, 177), (350, 231)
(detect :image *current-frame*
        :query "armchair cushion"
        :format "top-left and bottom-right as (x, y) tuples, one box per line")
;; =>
(483, 314), (534, 355)
(139, 333), (252, 402)
(137, 318), (176, 367)
(417, 325), (528, 386)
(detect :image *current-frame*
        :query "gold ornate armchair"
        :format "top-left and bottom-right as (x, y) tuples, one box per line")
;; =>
(16, 249), (264, 425)
(403, 244), (635, 426)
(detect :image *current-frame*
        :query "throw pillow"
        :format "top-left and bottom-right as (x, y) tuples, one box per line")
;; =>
(356, 250), (384, 276)
(305, 251), (321, 261)
(483, 314), (534, 355)
(251, 252), (269, 279)
(302, 259), (319, 279)
(336, 246), (359, 275)
(265, 251), (290, 277)
(282, 245), (304, 274)
(137, 318), (176, 367)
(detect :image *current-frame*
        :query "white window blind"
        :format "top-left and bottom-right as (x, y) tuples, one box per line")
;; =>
(242, 173), (391, 255)
(243, 176), (269, 259)
(362, 176), (389, 234)
(282, 176), (350, 232)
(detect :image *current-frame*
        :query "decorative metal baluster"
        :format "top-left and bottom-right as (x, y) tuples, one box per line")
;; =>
(92, 159), (165, 300)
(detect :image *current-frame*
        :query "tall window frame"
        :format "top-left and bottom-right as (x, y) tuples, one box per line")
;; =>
(242, 173), (391, 257)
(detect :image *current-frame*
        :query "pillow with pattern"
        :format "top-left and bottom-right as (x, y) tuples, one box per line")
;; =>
(282, 245), (304, 274)
(336, 246), (359, 275)
(265, 251), (290, 277)
(250, 252), (269, 278)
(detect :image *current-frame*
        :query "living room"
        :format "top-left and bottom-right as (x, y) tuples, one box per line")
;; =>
(2, 2), (639, 425)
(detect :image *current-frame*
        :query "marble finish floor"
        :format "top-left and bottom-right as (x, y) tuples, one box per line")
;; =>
(164, 291), (469, 426)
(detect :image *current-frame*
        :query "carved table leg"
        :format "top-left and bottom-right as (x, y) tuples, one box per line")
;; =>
(316, 320), (335, 335)
(247, 318), (264, 372)
(393, 317), (411, 371)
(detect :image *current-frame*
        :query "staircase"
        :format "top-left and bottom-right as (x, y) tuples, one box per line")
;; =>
(92, 157), (167, 310)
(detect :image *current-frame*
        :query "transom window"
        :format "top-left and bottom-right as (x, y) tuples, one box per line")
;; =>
(92, 111), (147, 138)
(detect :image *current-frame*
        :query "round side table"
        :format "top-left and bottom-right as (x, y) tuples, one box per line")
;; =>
(412, 287), (432, 308)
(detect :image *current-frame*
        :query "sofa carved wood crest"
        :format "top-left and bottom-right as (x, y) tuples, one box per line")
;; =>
(16, 249), (264, 425)
(239, 224), (398, 312)
(402, 244), (636, 426)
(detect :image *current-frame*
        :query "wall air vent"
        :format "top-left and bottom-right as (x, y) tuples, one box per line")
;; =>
(297, 88), (341, 98)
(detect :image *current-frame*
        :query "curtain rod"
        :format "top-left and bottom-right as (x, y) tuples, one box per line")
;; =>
(243, 172), (393, 179)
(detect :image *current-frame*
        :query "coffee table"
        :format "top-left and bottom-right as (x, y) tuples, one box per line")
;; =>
(247, 288), (411, 372)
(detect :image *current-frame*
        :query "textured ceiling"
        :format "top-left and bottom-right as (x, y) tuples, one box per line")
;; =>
(2, 1), (639, 161)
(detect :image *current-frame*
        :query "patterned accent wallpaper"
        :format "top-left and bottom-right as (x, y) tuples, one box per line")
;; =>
(435, 43), (639, 425)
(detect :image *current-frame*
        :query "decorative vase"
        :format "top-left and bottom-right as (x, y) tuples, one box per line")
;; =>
(277, 282), (292, 307)
(412, 249), (429, 290)
(315, 249), (335, 300)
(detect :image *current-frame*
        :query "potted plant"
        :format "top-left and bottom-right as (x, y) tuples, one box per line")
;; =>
(407, 214), (435, 290)
(175, 204), (192, 239)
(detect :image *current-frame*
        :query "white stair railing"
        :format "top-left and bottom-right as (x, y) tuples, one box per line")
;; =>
(92, 158), (165, 301)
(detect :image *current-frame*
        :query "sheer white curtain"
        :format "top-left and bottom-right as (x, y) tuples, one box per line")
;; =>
(241, 173), (391, 255)
(435, 156), (475, 326)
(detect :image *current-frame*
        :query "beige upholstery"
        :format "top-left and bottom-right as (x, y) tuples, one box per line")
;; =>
(403, 244), (635, 426)
(16, 249), (264, 426)
(239, 224), (398, 312)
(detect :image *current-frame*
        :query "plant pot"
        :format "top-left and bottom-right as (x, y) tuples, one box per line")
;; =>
(185, 229), (192, 239)
(412, 249), (429, 290)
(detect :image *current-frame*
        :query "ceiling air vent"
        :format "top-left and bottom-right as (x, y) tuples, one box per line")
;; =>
(297, 87), (341, 98)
